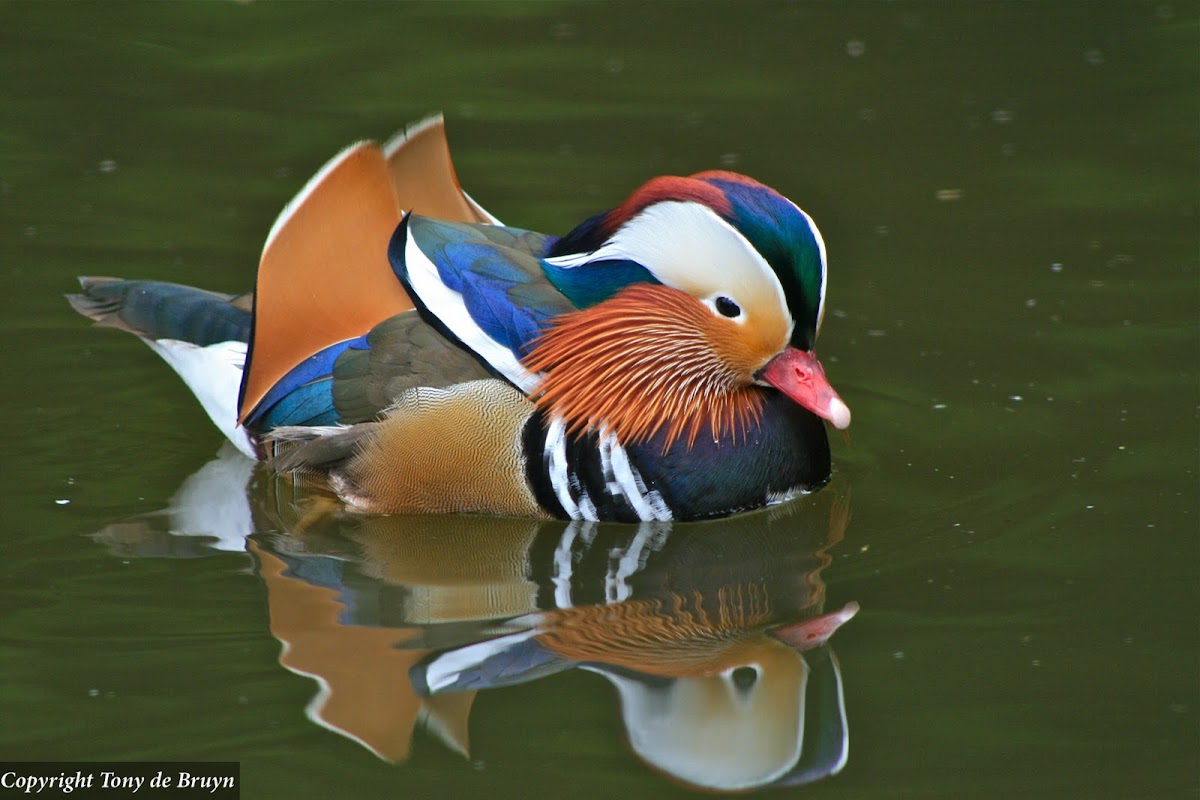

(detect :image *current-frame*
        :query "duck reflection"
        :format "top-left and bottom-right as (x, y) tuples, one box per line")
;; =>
(92, 445), (858, 792)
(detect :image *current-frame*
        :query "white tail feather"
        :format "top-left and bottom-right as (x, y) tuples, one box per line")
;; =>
(142, 338), (257, 458)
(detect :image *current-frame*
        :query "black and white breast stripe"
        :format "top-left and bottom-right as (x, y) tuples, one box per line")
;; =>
(522, 411), (674, 523)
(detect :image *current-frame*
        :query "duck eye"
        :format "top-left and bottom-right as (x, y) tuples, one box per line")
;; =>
(731, 666), (759, 690)
(715, 296), (741, 318)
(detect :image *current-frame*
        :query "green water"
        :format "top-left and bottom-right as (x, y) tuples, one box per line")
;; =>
(2, 2), (1196, 798)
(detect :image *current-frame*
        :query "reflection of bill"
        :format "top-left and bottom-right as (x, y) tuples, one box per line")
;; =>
(90, 444), (858, 792)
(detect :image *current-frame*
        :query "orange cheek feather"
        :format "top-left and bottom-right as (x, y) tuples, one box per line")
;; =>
(523, 284), (773, 450)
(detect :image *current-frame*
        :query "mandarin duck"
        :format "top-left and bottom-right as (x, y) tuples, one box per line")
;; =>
(68, 116), (850, 521)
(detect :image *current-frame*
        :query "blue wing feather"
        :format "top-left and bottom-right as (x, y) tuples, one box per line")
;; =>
(394, 216), (574, 363)
(245, 335), (369, 430)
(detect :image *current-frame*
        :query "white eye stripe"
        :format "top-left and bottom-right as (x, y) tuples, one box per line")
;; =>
(569, 201), (792, 333)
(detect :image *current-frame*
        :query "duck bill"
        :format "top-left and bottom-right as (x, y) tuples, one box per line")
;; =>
(758, 347), (851, 430)
(769, 601), (860, 651)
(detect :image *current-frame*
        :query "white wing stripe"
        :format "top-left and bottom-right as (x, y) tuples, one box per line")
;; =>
(403, 230), (539, 391)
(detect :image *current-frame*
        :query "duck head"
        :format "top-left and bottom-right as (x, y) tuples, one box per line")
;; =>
(527, 170), (851, 448)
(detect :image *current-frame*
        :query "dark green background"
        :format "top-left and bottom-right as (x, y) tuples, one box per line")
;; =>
(2, 2), (1196, 798)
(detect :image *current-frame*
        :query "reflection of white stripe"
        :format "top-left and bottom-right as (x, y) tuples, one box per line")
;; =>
(404, 227), (538, 391)
(552, 521), (578, 608)
(552, 520), (597, 608)
(605, 522), (669, 603)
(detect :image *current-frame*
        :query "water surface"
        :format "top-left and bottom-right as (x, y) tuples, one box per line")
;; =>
(1, 3), (1196, 799)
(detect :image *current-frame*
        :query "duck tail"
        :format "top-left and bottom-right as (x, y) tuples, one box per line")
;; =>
(67, 277), (257, 458)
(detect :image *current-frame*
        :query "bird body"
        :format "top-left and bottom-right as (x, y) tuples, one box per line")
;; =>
(68, 116), (849, 521)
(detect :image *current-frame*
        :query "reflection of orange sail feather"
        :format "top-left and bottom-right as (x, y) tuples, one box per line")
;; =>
(252, 540), (475, 762)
